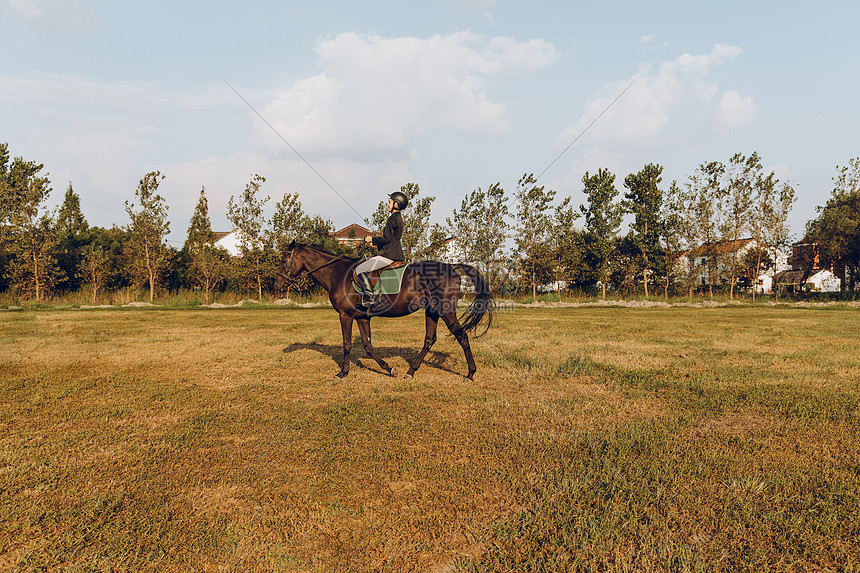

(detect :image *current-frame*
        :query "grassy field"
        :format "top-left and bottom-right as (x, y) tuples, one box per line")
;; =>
(1, 306), (858, 572)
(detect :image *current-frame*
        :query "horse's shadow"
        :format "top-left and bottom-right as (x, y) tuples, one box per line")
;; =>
(282, 342), (458, 376)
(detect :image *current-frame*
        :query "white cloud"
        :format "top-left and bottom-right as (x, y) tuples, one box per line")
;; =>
(711, 90), (757, 135)
(258, 32), (560, 159)
(156, 151), (416, 238)
(0, 0), (95, 28)
(0, 73), (169, 199)
(640, 35), (670, 50)
(557, 44), (743, 150)
(0, 73), (171, 227)
(0, 73), (163, 115)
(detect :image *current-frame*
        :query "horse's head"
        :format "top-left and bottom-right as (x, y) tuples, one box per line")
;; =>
(274, 241), (302, 291)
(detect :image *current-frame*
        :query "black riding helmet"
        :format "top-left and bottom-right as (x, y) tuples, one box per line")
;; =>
(389, 191), (409, 210)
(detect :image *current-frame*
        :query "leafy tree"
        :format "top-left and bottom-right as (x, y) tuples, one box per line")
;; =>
(268, 191), (317, 297)
(79, 243), (113, 304)
(551, 196), (585, 291)
(125, 171), (170, 302)
(446, 182), (509, 288)
(720, 153), (759, 299)
(0, 143), (63, 300)
(401, 184), (436, 261)
(660, 181), (689, 298)
(227, 174), (274, 299)
(748, 167), (796, 301)
(581, 168), (623, 299)
(55, 182), (90, 293)
(740, 246), (774, 294)
(665, 180), (699, 297)
(6, 215), (62, 300)
(303, 215), (342, 252)
(513, 173), (557, 299)
(423, 223), (453, 261)
(190, 244), (229, 303)
(87, 226), (134, 291)
(623, 164), (665, 297)
(186, 187), (215, 249)
(688, 161), (727, 298)
(270, 192), (310, 253)
(610, 234), (639, 295)
(184, 187), (227, 303)
(56, 182), (89, 238)
(808, 158), (860, 291)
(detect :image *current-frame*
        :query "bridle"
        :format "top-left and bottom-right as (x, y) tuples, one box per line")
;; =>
(277, 248), (297, 287)
(277, 245), (350, 288)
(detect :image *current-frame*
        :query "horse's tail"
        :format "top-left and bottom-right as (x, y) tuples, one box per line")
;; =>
(454, 264), (495, 337)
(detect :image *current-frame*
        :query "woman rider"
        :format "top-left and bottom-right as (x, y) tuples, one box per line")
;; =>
(355, 191), (408, 307)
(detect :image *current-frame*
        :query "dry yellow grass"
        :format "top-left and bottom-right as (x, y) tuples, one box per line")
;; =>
(1, 306), (859, 571)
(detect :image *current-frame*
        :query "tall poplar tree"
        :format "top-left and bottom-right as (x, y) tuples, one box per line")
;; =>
(513, 173), (556, 300)
(748, 164), (796, 301)
(551, 196), (584, 292)
(666, 180), (701, 297)
(721, 153), (758, 299)
(125, 171), (170, 303)
(446, 183), (509, 288)
(581, 168), (623, 299)
(623, 164), (665, 297)
(185, 187), (226, 303)
(270, 192), (309, 253)
(227, 174), (272, 300)
(688, 162), (727, 298)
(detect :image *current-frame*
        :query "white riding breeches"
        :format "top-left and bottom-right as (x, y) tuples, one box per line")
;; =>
(356, 256), (394, 275)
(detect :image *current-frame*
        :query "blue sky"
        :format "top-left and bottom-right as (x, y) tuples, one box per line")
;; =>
(2, 0), (858, 247)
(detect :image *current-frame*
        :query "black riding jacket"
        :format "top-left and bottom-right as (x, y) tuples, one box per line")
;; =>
(372, 211), (405, 261)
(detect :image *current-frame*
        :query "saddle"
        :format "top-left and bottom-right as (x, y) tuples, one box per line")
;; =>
(353, 261), (409, 295)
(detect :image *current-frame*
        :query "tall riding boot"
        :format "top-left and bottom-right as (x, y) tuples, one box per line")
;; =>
(358, 273), (375, 308)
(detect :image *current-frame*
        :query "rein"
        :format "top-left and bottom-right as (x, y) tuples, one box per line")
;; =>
(305, 256), (347, 276)
(278, 246), (353, 288)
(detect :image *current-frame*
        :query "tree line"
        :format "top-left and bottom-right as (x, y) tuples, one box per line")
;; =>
(2, 141), (858, 302)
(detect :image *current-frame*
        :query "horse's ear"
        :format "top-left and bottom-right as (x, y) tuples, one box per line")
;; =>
(287, 239), (296, 250)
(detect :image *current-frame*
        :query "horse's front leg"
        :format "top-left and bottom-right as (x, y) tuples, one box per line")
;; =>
(336, 313), (354, 379)
(356, 318), (396, 376)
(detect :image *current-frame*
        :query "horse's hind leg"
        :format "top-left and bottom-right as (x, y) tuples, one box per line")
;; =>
(442, 313), (477, 381)
(356, 318), (396, 377)
(405, 311), (439, 379)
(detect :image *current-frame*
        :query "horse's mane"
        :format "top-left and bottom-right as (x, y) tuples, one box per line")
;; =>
(296, 242), (359, 261)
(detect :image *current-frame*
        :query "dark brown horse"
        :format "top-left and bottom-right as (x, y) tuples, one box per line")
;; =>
(274, 242), (494, 380)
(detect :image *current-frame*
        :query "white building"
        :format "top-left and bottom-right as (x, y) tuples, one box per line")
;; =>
(213, 230), (241, 257)
(675, 238), (789, 293)
(773, 268), (841, 293)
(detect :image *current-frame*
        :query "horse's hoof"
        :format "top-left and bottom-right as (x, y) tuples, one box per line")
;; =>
(403, 373), (413, 380)
(335, 371), (348, 380)
(389, 367), (397, 378)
